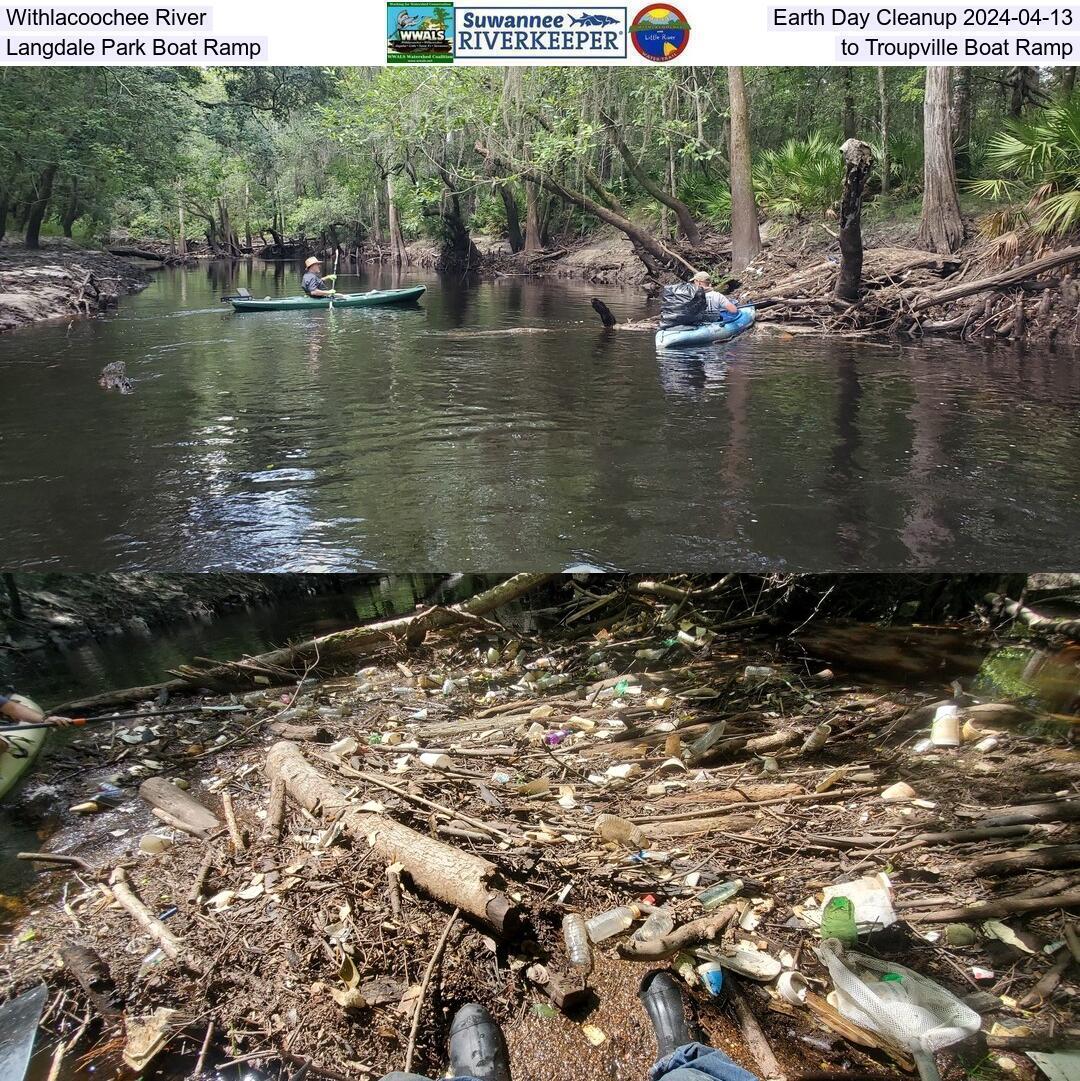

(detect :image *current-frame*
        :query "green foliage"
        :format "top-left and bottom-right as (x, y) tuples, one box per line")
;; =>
(968, 96), (1080, 236)
(752, 133), (843, 218)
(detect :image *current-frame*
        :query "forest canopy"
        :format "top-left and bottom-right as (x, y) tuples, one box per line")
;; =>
(2, 65), (1077, 273)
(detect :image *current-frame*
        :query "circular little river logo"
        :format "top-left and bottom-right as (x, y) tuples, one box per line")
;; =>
(630, 4), (690, 62)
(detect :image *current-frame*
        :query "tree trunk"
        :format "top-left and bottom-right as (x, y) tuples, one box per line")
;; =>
(475, 141), (694, 278)
(0, 188), (8, 239)
(265, 741), (519, 933)
(877, 67), (890, 197)
(917, 68), (964, 254)
(24, 164), (57, 249)
(601, 110), (702, 247)
(3, 573), (24, 621)
(1010, 66), (1036, 116)
(954, 68), (974, 175)
(842, 68), (857, 139)
(524, 180), (543, 255)
(61, 178), (79, 238)
(176, 184), (186, 257)
(727, 67), (762, 273)
(1063, 67), (1077, 98)
(387, 173), (409, 265)
(499, 184), (524, 253)
(835, 140), (874, 302)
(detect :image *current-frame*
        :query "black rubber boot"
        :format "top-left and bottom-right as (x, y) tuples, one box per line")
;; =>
(639, 970), (692, 1059)
(448, 1003), (511, 1081)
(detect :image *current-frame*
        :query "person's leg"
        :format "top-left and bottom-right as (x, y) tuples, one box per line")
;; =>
(650, 1042), (760, 1081)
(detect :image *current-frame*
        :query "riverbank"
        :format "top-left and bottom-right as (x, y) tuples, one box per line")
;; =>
(0, 573), (374, 654)
(2, 574), (1076, 1081)
(0, 241), (150, 333)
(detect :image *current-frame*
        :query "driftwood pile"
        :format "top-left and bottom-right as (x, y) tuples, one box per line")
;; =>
(3, 576), (1078, 1081)
(753, 241), (1080, 343)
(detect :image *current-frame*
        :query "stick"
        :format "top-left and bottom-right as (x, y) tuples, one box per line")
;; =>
(263, 778), (286, 842)
(912, 890), (1080, 923)
(108, 868), (202, 972)
(386, 865), (403, 920)
(151, 808), (212, 839)
(221, 792), (245, 852)
(17, 852), (94, 873)
(403, 908), (459, 1074)
(192, 1021), (214, 1079)
(618, 907), (736, 961)
(730, 984), (784, 1081)
(188, 848), (215, 905)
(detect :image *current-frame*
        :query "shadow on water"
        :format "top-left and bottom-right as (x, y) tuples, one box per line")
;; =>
(0, 575), (483, 905)
(1, 262), (1079, 570)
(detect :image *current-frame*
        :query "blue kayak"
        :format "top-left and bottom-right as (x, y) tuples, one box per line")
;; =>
(655, 306), (756, 349)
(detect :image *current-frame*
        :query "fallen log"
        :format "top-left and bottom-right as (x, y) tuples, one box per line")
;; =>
(139, 778), (221, 838)
(977, 801), (1080, 829)
(731, 984), (785, 1081)
(265, 741), (520, 934)
(912, 245), (1080, 313)
(60, 944), (122, 1017)
(970, 844), (1080, 877)
(51, 574), (554, 710)
(910, 889), (1080, 923)
(986, 593), (1080, 640)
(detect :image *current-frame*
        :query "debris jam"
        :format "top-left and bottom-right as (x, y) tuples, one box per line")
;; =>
(1, 574), (1077, 1081)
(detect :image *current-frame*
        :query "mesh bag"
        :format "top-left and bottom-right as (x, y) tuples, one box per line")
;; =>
(814, 941), (980, 1053)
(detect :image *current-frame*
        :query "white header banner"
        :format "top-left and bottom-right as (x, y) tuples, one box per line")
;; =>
(1, 0), (1077, 65)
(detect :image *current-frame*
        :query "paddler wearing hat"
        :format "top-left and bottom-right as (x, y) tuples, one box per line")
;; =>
(301, 256), (338, 298)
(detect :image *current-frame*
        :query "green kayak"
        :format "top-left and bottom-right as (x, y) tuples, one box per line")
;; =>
(228, 285), (426, 312)
(0, 696), (48, 800)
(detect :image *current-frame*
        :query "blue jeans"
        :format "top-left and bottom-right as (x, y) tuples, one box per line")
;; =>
(652, 1042), (760, 1081)
(380, 1043), (758, 1081)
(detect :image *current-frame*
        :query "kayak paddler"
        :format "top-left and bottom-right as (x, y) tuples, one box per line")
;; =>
(301, 256), (338, 299)
(693, 270), (740, 319)
(0, 693), (72, 754)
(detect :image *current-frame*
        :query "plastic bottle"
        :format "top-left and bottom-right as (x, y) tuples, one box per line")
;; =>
(931, 704), (960, 747)
(744, 665), (775, 684)
(562, 914), (592, 974)
(696, 878), (744, 909)
(632, 906), (675, 944)
(870, 972), (909, 1004)
(585, 905), (640, 943)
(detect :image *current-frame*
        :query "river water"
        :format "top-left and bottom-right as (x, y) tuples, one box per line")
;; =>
(1, 261), (1079, 571)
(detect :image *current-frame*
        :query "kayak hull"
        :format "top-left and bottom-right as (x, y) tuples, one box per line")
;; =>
(656, 305), (756, 349)
(0, 696), (47, 800)
(229, 286), (426, 312)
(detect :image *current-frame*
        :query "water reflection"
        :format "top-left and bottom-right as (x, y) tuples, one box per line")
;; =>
(0, 263), (1078, 570)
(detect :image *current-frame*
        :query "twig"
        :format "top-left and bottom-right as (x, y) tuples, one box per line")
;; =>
(222, 791), (246, 851)
(192, 1020), (214, 1079)
(403, 908), (460, 1074)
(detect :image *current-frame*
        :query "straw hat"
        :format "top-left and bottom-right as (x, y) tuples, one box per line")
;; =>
(304, 256), (322, 269)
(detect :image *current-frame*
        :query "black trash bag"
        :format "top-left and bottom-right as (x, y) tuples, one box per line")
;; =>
(659, 282), (706, 328)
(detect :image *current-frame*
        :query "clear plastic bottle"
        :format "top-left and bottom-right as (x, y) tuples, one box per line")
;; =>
(632, 906), (675, 944)
(585, 905), (641, 943)
(562, 913), (592, 973)
(696, 878), (744, 909)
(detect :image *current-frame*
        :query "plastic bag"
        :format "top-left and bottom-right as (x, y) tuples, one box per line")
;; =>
(660, 282), (706, 328)
(814, 941), (980, 1054)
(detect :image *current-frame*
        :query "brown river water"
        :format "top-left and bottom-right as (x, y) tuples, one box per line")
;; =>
(1, 262), (1079, 571)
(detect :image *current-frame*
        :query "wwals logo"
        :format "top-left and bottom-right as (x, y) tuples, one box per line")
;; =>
(387, 4), (456, 63)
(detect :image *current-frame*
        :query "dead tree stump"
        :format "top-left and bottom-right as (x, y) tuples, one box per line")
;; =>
(835, 139), (875, 303)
